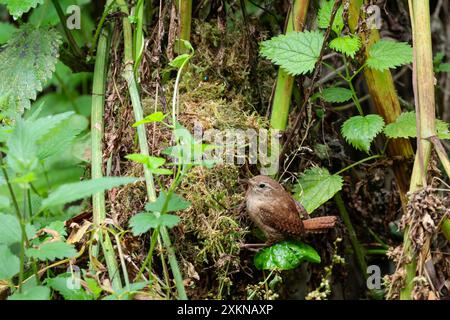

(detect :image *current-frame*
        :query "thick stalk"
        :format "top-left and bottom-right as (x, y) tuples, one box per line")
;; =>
(51, 0), (83, 58)
(348, 0), (414, 211)
(175, 0), (192, 53)
(90, 0), (122, 291)
(400, 0), (436, 300)
(117, 0), (187, 299)
(270, 0), (309, 130)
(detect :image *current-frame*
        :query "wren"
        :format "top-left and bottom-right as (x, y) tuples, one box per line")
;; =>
(244, 175), (337, 244)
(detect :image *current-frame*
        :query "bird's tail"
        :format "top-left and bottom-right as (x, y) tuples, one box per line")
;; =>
(303, 216), (337, 233)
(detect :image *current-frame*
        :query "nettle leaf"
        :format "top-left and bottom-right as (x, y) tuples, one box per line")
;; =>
(42, 177), (139, 208)
(130, 212), (180, 236)
(0, 244), (20, 280)
(321, 87), (353, 103)
(0, 213), (36, 245)
(254, 241), (320, 270)
(341, 114), (385, 153)
(317, 0), (344, 34)
(0, 24), (61, 114)
(8, 285), (50, 300)
(0, 0), (44, 19)
(145, 192), (191, 213)
(46, 274), (94, 300)
(132, 112), (166, 127)
(26, 241), (77, 261)
(366, 39), (413, 71)
(329, 35), (361, 58)
(294, 167), (343, 213)
(384, 111), (450, 139)
(260, 31), (324, 76)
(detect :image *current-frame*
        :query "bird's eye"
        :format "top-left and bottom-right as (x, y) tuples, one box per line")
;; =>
(258, 183), (266, 188)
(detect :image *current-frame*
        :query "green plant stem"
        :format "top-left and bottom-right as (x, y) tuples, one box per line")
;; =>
(90, 0), (117, 57)
(50, 0), (83, 58)
(117, 0), (187, 300)
(115, 233), (130, 290)
(365, 248), (387, 255)
(335, 154), (382, 176)
(90, 0), (122, 291)
(334, 192), (367, 278)
(175, 0), (192, 53)
(133, 0), (145, 73)
(270, 0), (310, 130)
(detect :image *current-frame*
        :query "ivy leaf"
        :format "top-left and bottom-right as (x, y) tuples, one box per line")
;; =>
(317, 0), (344, 34)
(254, 241), (321, 270)
(0, 0), (44, 20)
(329, 35), (361, 58)
(145, 192), (191, 213)
(46, 274), (94, 300)
(321, 87), (353, 103)
(366, 39), (413, 71)
(26, 241), (77, 261)
(0, 244), (20, 280)
(129, 212), (181, 236)
(384, 111), (450, 139)
(0, 213), (36, 245)
(132, 112), (166, 127)
(0, 24), (61, 115)
(294, 167), (343, 214)
(260, 31), (324, 76)
(41, 177), (139, 209)
(341, 114), (385, 153)
(8, 286), (50, 300)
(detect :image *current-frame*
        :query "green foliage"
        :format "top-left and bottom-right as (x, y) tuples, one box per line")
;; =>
(0, 0), (44, 19)
(384, 111), (450, 139)
(366, 39), (413, 71)
(317, 0), (344, 34)
(321, 87), (353, 103)
(132, 111), (166, 127)
(0, 214), (36, 245)
(254, 241), (321, 270)
(294, 167), (343, 214)
(8, 285), (50, 300)
(260, 31), (324, 76)
(0, 244), (20, 279)
(46, 274), (94, 300)
(26, 241), (77, 261)
(0, 22), (16, 44)
(41, 177), (139, 208)
(329, 35), (361, 58)
(0, 24), (61, 115)
(130, 212), (181, 236)
(125, 154), (172, 175)
(144, 192), (191, 213)
(341, 115), (385, 153)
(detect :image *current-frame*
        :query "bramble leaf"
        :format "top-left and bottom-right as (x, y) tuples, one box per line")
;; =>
(366, 39), (413, 71)
(294, 167), (343, 213)
(321, 87), (353, 103)
(329, 35), (361, 58)
(0, 24), (61, 115)
(260, 31), (324, 76)
(341, 115), (385, 152)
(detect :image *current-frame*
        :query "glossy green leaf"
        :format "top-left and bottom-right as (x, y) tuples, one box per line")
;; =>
(294, 167), (343, 213)
(169, 54), (192, 68)
(254, 241), (321, 270)
(341, 114), (385, 153)
(132, 112), (166, 127)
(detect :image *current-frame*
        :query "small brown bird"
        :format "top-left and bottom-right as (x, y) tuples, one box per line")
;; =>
(244, 175), (337, 244)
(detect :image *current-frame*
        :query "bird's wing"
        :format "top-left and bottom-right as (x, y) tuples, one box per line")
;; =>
(258, 198), (304, 236)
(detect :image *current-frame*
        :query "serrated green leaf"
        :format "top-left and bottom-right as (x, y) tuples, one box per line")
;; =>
(26, 241), (77, 261)
(321, 87), (353, 103)
(0, 24), (61, 114)
(384, 111), (450, 139)
(366, 39), (413, 71)
(260, 31), (324, 76)
(254, 241), (321, 270)
(0, 0), (44, 19)
(132, 112), (166, 127)
(341, 114), (385, 153)
(0, 244), (20, 280)
(145, 192), (191, 213)
(42, 177), (139, 208)
(294, 167), (343, 213)
(317, 0), (344, 34)
(329, 35), (361, 58)
(0, 213), (36, 245)
(46, 274), (94, 300)
(130, 212), (181, 236)
(8, 285), (50, 300)
(45, 221), (67, 239)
